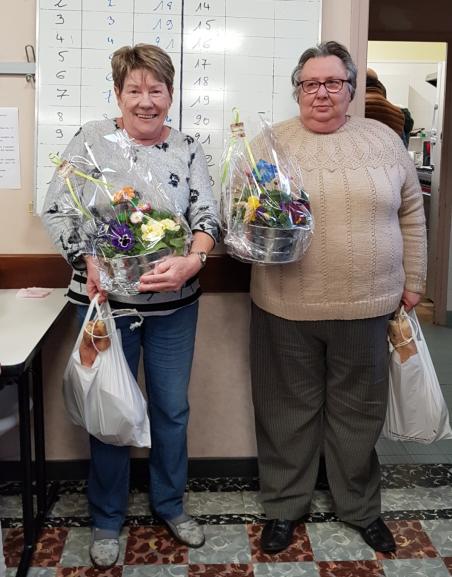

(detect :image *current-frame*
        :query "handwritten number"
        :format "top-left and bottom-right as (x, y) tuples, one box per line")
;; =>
(190, 95), (210, 107)
(196, 2), (210, 11)
(194, 76), (209, 86)
(194, 114), (209, 126)
(103, 89), (113, 104)
(153, 1), (172, 11)
(195, 58), (210, 69)
(56, 88), (70, 100)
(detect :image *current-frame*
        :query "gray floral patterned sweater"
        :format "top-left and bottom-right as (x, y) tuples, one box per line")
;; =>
(41, 118), (221, 313)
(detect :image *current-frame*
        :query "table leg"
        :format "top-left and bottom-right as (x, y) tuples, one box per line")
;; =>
(32, 352), (59, 522)
(33, 352), (46, 516)
(16, 369), (35, 577)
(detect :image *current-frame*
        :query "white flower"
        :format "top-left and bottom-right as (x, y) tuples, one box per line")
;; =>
(130, 211), (144, 224)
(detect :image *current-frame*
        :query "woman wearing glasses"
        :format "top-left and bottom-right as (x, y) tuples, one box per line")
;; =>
(249, 42), (426, 554)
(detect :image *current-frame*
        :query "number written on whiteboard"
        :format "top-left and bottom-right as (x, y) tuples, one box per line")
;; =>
(154, 1), (173, 11)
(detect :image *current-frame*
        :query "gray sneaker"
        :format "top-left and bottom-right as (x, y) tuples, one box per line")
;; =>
(89, 538), (120, 569)
(165, 515), (205, 548)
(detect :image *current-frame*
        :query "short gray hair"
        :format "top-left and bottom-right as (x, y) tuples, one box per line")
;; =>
(291, 41), (357, 101)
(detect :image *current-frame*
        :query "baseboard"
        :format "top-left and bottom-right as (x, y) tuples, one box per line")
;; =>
(0, 457), (258, 483)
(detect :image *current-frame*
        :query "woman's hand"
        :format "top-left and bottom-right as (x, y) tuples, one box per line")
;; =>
(138, 254), (202, 293)
(85, 256), (107, 303)
(400, 289), (422, 312)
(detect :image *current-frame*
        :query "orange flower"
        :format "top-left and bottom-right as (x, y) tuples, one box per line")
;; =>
(113, 186), (136, 204)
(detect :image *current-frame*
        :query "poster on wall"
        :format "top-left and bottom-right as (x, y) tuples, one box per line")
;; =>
(0, 108), (21, 189)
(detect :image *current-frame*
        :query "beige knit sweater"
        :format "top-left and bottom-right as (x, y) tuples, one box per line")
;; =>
(250, 115), (427, 321)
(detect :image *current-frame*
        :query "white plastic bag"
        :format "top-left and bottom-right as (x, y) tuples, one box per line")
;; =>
(0, 384), (19, 437)
(63, 295), (151, 447)
(382, 308), (452, 443)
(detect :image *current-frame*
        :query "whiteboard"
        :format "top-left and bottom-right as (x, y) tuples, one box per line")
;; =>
(36, 0), (321, 213)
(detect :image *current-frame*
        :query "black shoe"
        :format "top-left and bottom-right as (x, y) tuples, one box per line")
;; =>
(357, 518), (396, 553)
(260, 519), (296, 553)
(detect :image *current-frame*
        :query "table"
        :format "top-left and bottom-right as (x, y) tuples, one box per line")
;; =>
(0, 289), (68, 577)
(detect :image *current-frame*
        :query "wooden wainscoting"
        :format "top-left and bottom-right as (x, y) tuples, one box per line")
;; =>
(0, 254), (251, 292)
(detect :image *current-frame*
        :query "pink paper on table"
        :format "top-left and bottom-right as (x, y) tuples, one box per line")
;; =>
(16, 287), (54, 298)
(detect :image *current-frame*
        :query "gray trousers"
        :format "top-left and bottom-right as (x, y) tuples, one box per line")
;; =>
(250, 303), (391, 528)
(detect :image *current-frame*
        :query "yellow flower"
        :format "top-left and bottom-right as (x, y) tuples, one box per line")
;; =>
(160, 218), (180, 232)
(244, 195), (260, 223)
(141, 220), (165, 243)
(247, 196), (260, 210)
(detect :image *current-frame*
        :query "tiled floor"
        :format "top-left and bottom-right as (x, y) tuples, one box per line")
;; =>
(3, 468), (452, 576)
(2, 304), (452, 577)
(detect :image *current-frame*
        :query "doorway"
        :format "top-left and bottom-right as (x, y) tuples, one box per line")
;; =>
(367, 41), (449, 325)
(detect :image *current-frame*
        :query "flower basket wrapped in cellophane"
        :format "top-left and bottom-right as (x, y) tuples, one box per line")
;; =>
(50, 132), (192, 295)
(220, 113), (313, 264)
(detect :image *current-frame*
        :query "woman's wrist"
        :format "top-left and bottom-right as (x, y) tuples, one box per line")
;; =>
(186, 252), (205, 271)
(188, 251), (207, 269)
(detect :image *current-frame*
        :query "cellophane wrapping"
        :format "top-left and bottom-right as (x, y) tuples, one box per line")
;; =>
(50, 131), (192, 295)
(220, 114), (313, 264)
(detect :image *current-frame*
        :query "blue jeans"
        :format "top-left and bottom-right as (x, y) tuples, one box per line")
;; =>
(77, 302), (198, 531)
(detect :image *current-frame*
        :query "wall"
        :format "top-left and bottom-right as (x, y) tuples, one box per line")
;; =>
(0, 0), (369, 463)
(368, 41), (447, 61)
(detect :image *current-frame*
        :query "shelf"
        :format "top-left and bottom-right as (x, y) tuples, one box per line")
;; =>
(0, 62), (35, 76)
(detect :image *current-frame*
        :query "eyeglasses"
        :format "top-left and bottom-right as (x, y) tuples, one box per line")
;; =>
(297, 79), (349, 94)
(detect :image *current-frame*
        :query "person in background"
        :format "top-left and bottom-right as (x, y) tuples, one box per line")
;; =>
(249, 41), (427, 555)
(365, 67), (413, 146)
(42, 43), (220, 569)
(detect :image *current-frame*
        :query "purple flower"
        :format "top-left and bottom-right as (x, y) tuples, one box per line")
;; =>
(288, 201), (309, 225)
(108, 222), (135, 251)
(279, 201), (289, 212)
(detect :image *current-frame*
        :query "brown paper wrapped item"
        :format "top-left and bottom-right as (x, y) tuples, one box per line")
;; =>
(388, 310), (417, 363)
(79, 320), (111, 367)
